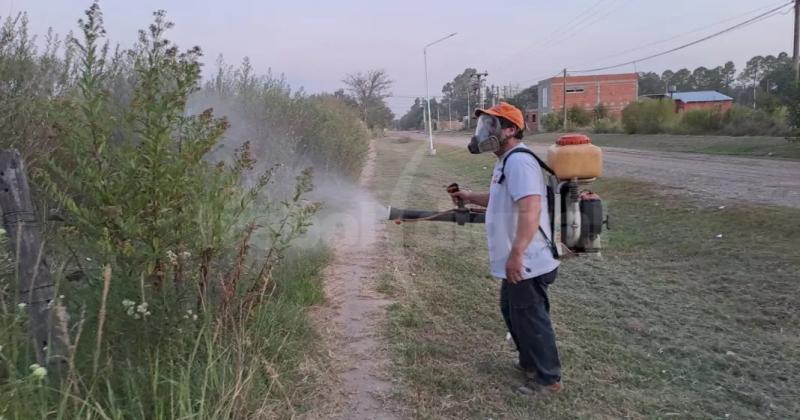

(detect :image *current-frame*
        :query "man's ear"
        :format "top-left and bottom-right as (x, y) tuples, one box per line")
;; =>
(502, 126), (517, 138)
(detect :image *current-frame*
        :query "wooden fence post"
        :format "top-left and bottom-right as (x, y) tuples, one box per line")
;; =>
(0, 150), (67, 370)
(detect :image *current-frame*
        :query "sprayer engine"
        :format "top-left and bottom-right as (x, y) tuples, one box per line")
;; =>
(388, 134), (608, 256)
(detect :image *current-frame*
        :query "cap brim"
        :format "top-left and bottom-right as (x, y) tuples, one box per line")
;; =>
(474, 108), (502, 118)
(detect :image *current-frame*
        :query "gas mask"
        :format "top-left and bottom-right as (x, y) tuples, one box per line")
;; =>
(468, 114), (504, 154)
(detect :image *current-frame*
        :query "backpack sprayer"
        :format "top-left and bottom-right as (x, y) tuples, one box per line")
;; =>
(388, 125), (608, 257)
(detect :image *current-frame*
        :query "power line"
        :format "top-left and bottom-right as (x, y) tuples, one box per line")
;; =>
(570, 1), (794, 73)
(546, 0), (631, 50)
(508, 70), (564, 86)
(502, 0), (610, 61)
(568, 0), (791, 70)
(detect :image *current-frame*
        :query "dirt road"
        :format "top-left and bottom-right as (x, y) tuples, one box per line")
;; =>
(316, 141), (397, 420)
(396, 131), (800, 208)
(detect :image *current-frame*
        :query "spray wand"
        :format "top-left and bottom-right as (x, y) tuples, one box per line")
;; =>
(389, 183), (486, 225)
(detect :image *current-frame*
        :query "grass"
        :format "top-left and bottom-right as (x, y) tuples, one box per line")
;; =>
(373, 137), (800, 419)
(0, 245), (335, 419)
(526, 132), (800, 160)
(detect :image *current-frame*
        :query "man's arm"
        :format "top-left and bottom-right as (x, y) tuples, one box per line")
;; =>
(506, 194), (542, 283)
(450, 190), (490, 207)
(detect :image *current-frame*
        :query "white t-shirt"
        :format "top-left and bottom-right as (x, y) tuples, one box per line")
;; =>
(486, 144), (560, 279)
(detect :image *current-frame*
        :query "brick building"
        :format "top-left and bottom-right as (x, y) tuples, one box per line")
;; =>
(671, 91), (733, 113)
(537, 73), (638, 121)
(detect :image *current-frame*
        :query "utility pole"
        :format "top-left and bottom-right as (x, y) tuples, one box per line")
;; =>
(475, 71), (488, 109)
(422, 98), (427, 130)
(563, 68), (568, 132)
(794, 0), (799, 80)
(447, 99), (451, 129)
(435, 98), (440, 130)
(466, 83), (471, 129)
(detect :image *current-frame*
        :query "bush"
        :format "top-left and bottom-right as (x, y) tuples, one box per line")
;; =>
(542, 112), (564, 131)
(677, 109), (724, 134)
(0, 4), (341, 418)
(592, 117), (622, 134)
(594, 103), (609, 120)
(621, 99), (675, 134)
(197, 61), (370, 181)
(568, 105), (592, 127)
(720, 105), (790, 137)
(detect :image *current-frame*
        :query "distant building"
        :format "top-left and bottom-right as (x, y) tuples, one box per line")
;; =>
(523, 109), (539, 132)
(439, 120), (464, 131)
(537, 73), (639, 122)
(671, 91), (733, 113)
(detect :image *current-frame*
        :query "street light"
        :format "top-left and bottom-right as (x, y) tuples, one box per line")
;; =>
(424, 32), (457, 156)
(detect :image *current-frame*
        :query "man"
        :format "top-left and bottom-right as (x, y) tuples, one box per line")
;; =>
(449, 102), (562, 395)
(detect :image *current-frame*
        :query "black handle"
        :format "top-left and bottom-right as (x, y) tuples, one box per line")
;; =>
(447, 183), (465, 209)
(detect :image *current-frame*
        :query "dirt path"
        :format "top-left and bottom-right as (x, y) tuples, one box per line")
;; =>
(396, 131), (800, 208)
(316, 141), (397, 419)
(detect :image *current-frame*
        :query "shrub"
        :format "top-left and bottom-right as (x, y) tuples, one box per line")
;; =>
(542, 112), (564, 131)
(1, 4), (333, 418)
(592, 117), (622, 134)
(621, 99), (675, 134)
(594, 103), (609, 120)
(720, 105), (790, 137)
(568, 105), (592, 127)
(197, 62), (370, 181)
(677, 109), (725, 134)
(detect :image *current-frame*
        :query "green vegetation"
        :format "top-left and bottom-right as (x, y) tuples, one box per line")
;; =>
(528, 132), (800, 160)
(621, 99), (677, 134)
(0, 4), (368, 418)
(373, 138), (800, 419)
(620, 102), (790, 137)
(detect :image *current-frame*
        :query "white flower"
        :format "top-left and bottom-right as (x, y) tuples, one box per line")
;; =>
(17, 302), (26, 310)
(0, 228), (6, 235)
(136, 302), (148, 314)
(134, 313), (141, 320)
(192, 314), (198, 321)
(166, 250), (178, 265)
(122, 299), (135, 308)
(180, 251), (191, 259)
(29, 364), (47, 380)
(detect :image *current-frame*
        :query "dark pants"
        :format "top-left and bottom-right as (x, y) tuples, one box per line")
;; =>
(500, 268), (561, 385)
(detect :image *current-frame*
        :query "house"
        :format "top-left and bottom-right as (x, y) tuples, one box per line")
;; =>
(523, 109), (539, 131)
(671, 91), (733, 113)
(537, 73), (639, 123)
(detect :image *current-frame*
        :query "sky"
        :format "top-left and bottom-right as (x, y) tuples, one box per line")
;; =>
(2, 0), (794, 116)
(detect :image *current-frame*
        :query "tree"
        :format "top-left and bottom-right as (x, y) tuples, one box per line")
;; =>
(507, 84), (538, 110)
(398, 98), (424, 130)
(441, 68), (479, 120)
(342, 69), (394, 128)
(638, 72), (662, 95)
(333, 88), (359, 109)
(720, 61), (736, 93)
(671, 68), (693, 91)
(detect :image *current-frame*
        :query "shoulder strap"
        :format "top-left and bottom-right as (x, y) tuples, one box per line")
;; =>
(498, 148), (556, 185)
(497, 147), (560, 259)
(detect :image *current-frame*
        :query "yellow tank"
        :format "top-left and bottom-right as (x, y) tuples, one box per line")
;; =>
(546, 134), (603, 180)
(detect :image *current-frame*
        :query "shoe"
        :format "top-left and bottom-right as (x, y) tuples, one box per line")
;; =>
(512, 361), (536, 380)
(515, 380), (563, 396)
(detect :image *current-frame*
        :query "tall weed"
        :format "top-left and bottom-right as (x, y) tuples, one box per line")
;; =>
(0, 3), (341, 418)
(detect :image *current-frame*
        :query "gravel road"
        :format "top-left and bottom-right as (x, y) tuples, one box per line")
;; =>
(395, 131), (800, 208)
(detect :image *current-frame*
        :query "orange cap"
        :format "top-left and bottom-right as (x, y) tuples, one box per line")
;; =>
(474, 102), (525, 131)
